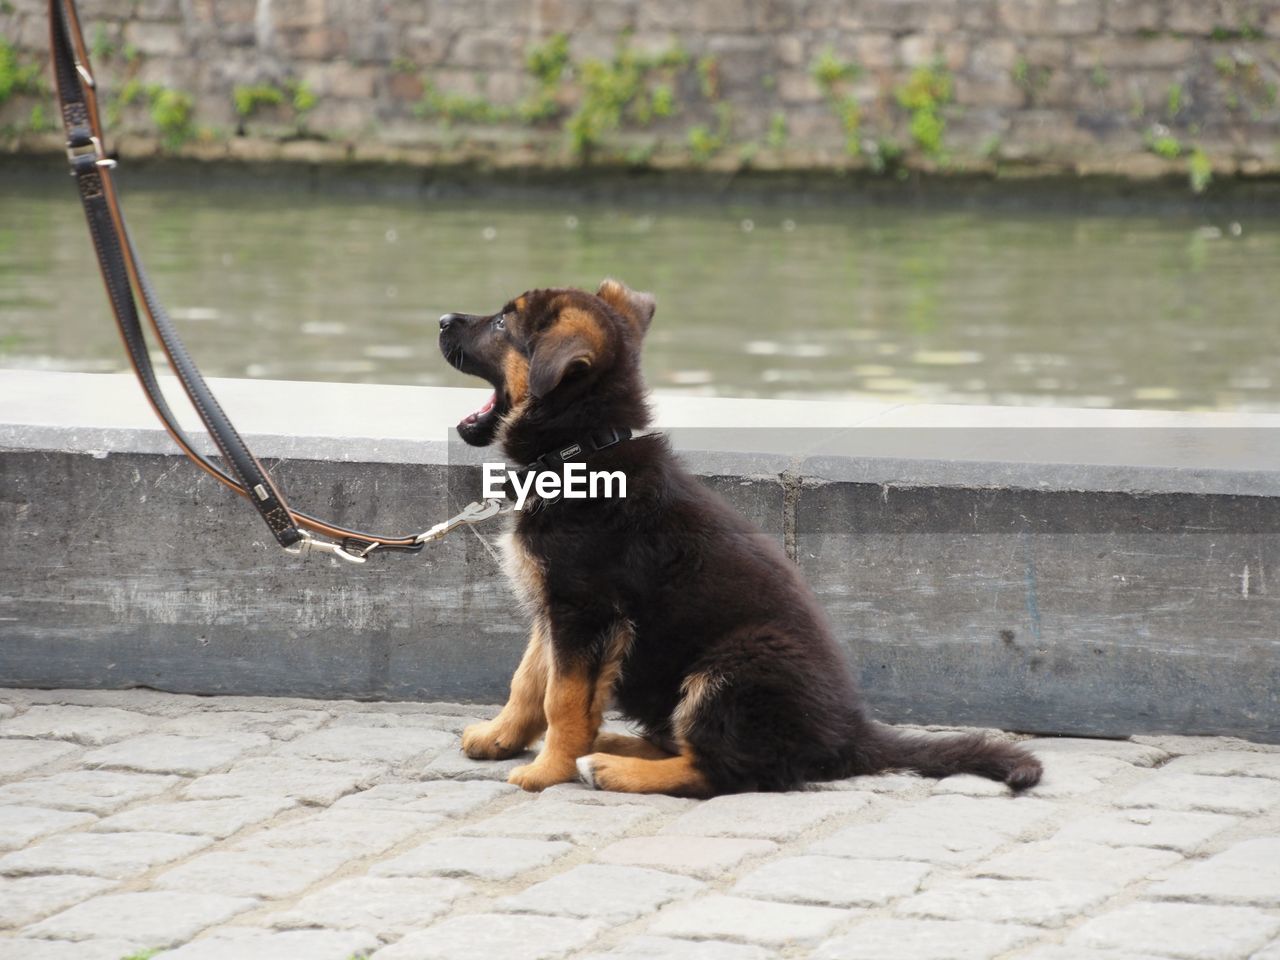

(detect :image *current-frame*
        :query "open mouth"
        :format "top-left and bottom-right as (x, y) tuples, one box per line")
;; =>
(456, 389), (506, 446)
(439, 318), (507, 445)
(463, 391), (496, 427)
(460, 391), (499, 435)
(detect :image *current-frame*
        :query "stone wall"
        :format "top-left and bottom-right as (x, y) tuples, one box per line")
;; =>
(4, 371), (1280, 739)
(4, 1), (1280, 181)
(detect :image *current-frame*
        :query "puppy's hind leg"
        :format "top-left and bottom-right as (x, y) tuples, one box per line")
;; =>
(580, 669), (719, 797)
(577, 745), (713, 798)
(592, 732), (675, 760)
(462, 620), (549, 760)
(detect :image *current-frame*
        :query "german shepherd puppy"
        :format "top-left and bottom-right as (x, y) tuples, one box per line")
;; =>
(439, 280), (1043, 797)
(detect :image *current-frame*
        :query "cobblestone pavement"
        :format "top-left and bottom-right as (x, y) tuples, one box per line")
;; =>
(1, 689), (1279, 960)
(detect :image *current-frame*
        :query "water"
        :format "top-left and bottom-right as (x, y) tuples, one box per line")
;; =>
(3, 172), (1279, 411)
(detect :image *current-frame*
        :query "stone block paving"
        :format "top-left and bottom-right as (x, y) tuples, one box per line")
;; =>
(0, 690), (1279, 960)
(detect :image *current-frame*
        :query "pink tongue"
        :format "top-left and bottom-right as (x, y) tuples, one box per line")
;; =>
(464, 392), (496, 424)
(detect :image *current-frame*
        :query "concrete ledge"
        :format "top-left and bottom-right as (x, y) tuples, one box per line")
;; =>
(2, 370), (1278, 741)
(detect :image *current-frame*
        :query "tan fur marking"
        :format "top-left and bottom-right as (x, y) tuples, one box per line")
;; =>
(592, 732), (675, 760)
(495, 397), (530, 449)
(508, 660), (596, 790)
(584, 746), (712, 797)
(596, 279), (627, 307)
(460, 619), (549, 759)
(508, 619), (633, 791)
(672, 670), (725, 742)
(555, 306), (607, 354)
(596, 278), (655, 334)
(544, 664), (597, 757)
(514, 295), (527, 313)
(503, 350), (530, 405)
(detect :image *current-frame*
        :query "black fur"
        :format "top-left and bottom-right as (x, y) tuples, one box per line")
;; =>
(440, 283), (1043, 796)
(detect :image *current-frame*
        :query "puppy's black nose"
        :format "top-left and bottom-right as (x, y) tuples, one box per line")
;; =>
(439, 313), (459, 331)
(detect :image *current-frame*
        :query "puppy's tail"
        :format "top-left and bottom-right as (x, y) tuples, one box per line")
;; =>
(851, 723), (1043, 791)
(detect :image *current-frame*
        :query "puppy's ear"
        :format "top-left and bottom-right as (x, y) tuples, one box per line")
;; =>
(597, 278), (656, 335)
(529, 333), (595, 399)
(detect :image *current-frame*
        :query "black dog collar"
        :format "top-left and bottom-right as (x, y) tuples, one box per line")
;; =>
(523, 426), (632, 476)
(506, 426), (633, 505)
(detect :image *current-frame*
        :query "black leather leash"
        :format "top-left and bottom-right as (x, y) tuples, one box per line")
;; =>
(48, 0), (509, 563)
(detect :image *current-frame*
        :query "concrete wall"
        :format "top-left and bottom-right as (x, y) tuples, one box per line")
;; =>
(4, 0), (1280, 181)
(2, 369), (1279, 741)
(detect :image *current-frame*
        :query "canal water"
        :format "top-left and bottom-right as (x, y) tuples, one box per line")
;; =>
(3, 170), (1278, 412)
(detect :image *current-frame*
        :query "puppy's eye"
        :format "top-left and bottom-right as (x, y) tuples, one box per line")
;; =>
(494, 315), (507, 331)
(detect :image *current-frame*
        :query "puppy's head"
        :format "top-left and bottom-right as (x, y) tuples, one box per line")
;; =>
(439, 278), (655, 447)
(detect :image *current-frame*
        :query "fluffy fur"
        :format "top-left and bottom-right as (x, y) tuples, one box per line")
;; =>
(439, 280), (1043, 797)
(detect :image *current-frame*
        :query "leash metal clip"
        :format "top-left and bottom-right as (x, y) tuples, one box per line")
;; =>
(415, 499), (506, 544)
(282, 530), (370, 564)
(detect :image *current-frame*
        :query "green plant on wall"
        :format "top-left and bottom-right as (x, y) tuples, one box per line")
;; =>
(414, 32), (787, 164)
(623, 138), (657, 166)
(148, 86), (194, 148)
(416, 33), (568, 127)
(0, 38), (47, 105)
(810, 47), (861, 156)
(233, 79), (317, 130)
(896, 63), (952, 160)
(108, 80), (195, 149)
(1145, 124), (1183, 160)
(811, 46), (857, 90)
(91, 25), (118, 61)
(1210, 21), (1263, 41)
(415, 33), (687, 156)
(1212, 51), (1277, 117)
(234, 84), (285, 117)
(288, 79), (317, 116)
(520, 32), (570, 122)
(565, 39), (688, 158)
(1188, 146), (1212, 194)
(107, 77), (143, 126)
(686, 102), (733, 163)
(417, 81), (511, 126)
(650, 83), (675, 119)
(26, 102), (51, 132)
(864, 137), (906, 177)
(1012, 57), (1051, 105)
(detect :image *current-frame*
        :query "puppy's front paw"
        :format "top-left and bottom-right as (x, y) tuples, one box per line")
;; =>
(508, 757), (577, 792)
(461, 720), (525, 760)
